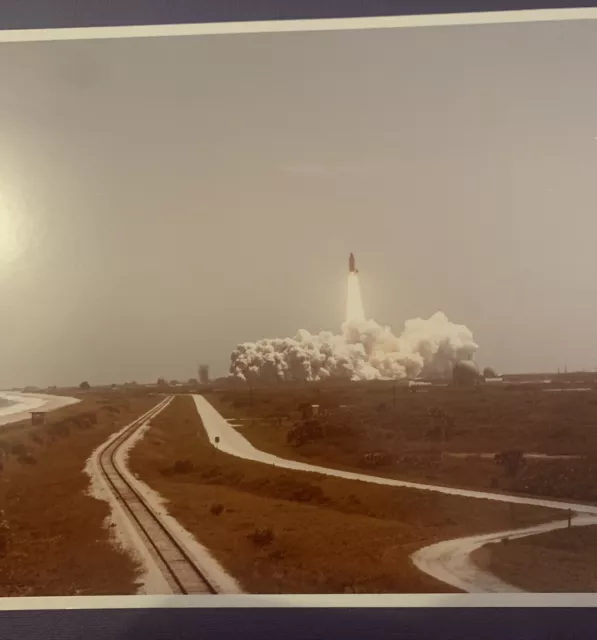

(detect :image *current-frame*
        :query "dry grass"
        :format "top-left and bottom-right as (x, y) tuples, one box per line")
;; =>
(0, 391), (159, 596)
(206, 384), (597, 502)
(129, 395), (558, 594)
(471, 525), (597, 592)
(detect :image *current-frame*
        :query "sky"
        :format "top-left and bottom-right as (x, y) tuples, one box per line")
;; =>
(1, 19), (597, 387)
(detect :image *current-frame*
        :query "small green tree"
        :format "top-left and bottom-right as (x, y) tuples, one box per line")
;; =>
(79, 381), (90, 391)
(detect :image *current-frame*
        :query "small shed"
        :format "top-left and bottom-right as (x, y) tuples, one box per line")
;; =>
(31, 411), (45, 426)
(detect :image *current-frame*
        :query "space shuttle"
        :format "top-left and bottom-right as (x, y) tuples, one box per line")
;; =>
(349, 252), (358, 274)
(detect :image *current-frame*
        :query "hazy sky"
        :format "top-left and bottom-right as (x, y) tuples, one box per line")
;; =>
(1, 20), (597, 387)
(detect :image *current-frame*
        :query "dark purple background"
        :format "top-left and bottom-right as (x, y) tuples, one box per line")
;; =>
(1, 1), (596, 638)
(0, 606), (591, 640)
(0, 0), (594, 29)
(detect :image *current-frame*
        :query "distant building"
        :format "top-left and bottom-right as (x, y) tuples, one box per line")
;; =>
(199, 365), (210, 385)
(452, 361), (481, 387)
(31, 411), (45, 426)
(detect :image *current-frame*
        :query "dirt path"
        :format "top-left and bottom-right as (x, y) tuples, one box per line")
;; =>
(192, 395), (597, 592)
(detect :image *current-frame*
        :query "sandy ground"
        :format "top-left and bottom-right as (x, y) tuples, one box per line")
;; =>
(192, 395), (597, 592)
(85, 396), (241, 595)
(0, 392), (80, 427)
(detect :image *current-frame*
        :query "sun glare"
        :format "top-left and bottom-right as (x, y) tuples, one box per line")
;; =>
(0, 200), (23, 266)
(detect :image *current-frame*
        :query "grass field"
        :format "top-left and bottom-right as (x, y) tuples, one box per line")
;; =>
(205, 380), (597, 503)
(471, 524), (597, 591)
(0, 390), (158, 596)
(129, 395), (558, 594)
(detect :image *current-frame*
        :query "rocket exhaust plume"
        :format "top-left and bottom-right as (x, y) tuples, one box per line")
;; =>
(230, 255), (478, 382)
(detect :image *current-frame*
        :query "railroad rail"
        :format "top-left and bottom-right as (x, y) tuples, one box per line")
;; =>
(98, 396), (218, 594)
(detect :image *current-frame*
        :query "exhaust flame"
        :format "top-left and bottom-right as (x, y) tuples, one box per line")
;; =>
(346, 273), (365, 323)
(229, 260), (479, 383)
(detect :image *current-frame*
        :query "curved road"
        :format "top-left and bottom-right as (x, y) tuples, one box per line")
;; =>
(192, 394), (597, 592)
(0, 391), (80, 427)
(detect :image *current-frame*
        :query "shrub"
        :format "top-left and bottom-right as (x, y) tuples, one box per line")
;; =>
(287, 419), (324, 446)
(48, 421), (70, 438)
(18, 452), (37, 465)
(210, 503), (224, 516)
(298, 402), (313, 420)
(495, 450), (525, 477)
(247, 527), (275, 546)
(71, 412), (97, 429)
(273, 475), (327, 504)
(79, 381), (91, 390)
(10, 443), (28, 457)
(171, 459), (195, 474)
(362, 451), (393, 467)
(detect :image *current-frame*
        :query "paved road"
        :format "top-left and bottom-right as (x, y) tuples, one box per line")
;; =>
(192, 394), (597, 592)
(0, 392), (80, 427)
(410, 514), (597, 592)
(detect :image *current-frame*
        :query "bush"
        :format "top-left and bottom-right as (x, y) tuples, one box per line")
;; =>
(18, 452), (37, 465)
(247, 527), (275, 546)
(271, 475), (327, 504)
(170, 459), (195, 475)
(79, 381), (91, 390)
(345, 493), (361, 506)
(287, 419), (324, 446)
(298, 402), (313, 420)
(362, 451), (393, 467)
(495, 450), (525, 477)
(10, 443), (28, 457)
(71, 412), (98, 429)
(210, 503), (224, 516)
(48, 421), (70, 438)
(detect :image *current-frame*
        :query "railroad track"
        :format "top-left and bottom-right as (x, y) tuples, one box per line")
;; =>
(98, 396), (218, 594)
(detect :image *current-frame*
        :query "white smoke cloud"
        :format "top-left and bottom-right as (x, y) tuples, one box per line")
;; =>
(229, 311), (478, 383)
